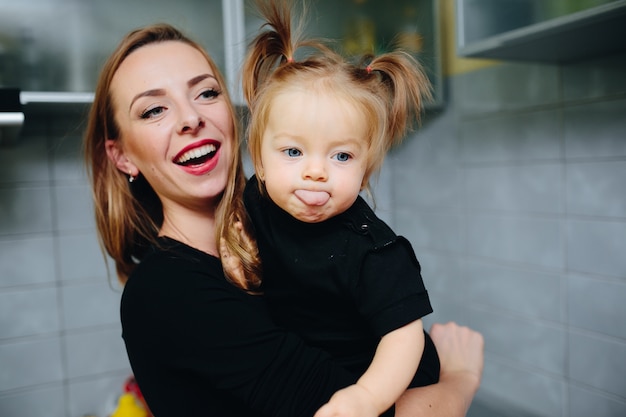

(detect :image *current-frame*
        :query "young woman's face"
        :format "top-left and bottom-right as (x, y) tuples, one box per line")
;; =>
(108, 41), (234, 212)
(259, 88), (369, 223)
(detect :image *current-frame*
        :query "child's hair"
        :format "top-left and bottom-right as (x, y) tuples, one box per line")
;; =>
(243, 0), (432, 191)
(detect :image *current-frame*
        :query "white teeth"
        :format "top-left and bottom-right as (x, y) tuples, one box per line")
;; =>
(176, 144), (216, 163)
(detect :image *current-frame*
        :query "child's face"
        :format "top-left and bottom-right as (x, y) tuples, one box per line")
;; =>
(259, 88), (369, 223)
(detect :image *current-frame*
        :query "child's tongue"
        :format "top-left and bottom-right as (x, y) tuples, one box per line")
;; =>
(295, 190), (330, 206)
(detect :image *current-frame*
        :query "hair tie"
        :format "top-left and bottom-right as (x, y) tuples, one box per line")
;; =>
(286, 56), (294, 63)
(366, 65), (372, 74)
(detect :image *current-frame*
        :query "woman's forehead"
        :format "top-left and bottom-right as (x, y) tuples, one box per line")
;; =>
(111, 41), (214, 104)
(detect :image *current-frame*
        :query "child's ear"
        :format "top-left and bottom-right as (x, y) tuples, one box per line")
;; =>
(105, 139), (138, 176)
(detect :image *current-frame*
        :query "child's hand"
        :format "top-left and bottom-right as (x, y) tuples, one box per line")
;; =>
(313, 384), (380, 417)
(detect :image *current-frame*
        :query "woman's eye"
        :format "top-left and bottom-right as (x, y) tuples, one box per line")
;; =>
(334, 152), (351, 162)
(140, 106), (165, 119)
(283, 148), (302, 157)
(199, 89), (220, 100)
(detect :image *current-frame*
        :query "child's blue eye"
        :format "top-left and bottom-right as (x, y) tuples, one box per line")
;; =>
(284, 148), (302, 157)
(334, 152), (351, 162)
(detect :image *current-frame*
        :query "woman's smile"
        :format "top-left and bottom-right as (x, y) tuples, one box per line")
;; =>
(173, 139), (222, 175)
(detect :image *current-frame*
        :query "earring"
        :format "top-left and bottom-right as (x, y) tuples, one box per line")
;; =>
(128, 171), (136, 183)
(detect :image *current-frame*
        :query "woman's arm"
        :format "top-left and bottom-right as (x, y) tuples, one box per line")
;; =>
(395, 322), (484, 417)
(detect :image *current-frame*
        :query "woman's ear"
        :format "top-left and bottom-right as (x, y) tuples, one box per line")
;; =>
(105, 139), (138, 176)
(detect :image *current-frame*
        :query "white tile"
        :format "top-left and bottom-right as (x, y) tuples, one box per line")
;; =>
(569, 331), (626, 397)
(0, 338), (64, 391)
(68, 371), (133, 417)
(61, 281), (121, 330)
(0, 385), (65, 417)
(567, 219), (626, 279)
(0, 187), (53, 235)
(0, 237), (56, 287)
(479, 357), (564, 417)
(461, 110), (561, 164)
(0, 133), (50, 184)
(564, 99), (626, 159)
(471, 308), (566, 375)
(465, 164), (562, 214)
(0, 287), (60, 338)
(467, 214), (563, 270)
(64, 326), (129, 379)
(53, 184), (95, 231)
(566, 160), (626, 218)
(467, 260), (562, 321)
(569, 274), (626, 339)
(396, 207), (463, 254)
(57, 232), (110, 282)
(569, 384), (626, 417)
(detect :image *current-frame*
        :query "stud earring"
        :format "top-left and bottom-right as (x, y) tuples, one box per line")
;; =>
(129, 171), (136, 183)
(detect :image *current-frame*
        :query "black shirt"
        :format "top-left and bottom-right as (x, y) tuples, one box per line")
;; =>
(121, 237), (356, 417)
(244, 177), (439, 386)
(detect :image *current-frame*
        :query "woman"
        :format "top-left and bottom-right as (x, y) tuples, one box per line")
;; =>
(84, 23), (483, 417)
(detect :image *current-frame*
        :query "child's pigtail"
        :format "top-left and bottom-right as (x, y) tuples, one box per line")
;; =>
(242, 0), (304, 107)
(365, 52), (432, 148)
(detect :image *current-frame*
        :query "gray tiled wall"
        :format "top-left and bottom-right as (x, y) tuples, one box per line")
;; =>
(385, 53), (626, 416)
(0, 113), (130, 417)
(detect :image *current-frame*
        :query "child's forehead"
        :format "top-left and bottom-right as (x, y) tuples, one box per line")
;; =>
(273, 84), (352, 107)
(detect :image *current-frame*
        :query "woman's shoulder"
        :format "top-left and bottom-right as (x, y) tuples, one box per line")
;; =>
(125, 237), (231, 294)
(139, 237), (218, 269)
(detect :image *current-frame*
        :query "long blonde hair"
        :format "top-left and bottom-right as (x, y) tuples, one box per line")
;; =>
(84, 23), (261, 290)
(243, 0), (432, 191)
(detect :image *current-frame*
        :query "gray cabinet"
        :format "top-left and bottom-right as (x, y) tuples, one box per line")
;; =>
(237, 0), (443, 108)
(0, 0), (442, 109)
(456, 0), (626, 63)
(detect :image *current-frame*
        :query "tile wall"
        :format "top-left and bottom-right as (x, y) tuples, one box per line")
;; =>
(0, 108), (131, 417)
(385, 52), (626, 416)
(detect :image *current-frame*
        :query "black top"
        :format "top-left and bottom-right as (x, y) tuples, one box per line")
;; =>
(244, 177), (439, 386)
(121, 237), (357, 417)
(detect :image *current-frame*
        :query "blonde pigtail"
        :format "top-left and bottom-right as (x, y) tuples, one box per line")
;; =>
(365, 51), (432, 149)
(242, 0), (304, 107)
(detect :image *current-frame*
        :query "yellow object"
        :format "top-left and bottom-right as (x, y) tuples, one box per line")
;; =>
(440, 0), (499, 76)
(110, 393), (148, 417)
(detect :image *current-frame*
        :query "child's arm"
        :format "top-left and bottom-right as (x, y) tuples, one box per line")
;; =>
(314, 319), (425, 417)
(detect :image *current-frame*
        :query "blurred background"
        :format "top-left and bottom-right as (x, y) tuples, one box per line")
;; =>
(0, 0), (625, 416)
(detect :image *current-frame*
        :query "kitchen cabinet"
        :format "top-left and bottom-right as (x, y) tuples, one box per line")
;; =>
(238, 0), (443, 108)
(0, 0), (226, 107)
(0, 0), (442, 109)
(455, 0), (626, 63)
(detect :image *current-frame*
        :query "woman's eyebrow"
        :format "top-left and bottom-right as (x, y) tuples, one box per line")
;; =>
(129, 89), (165, 111)
(129, 74), (217, 110)
(188, 73), (216, 88)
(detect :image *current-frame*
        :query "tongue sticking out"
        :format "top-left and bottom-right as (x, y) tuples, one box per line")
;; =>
(295, 190), (330, 206)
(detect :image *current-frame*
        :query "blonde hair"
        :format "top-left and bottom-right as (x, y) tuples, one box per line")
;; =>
(243, 0), (432, 191)
(84, 23), (261, 290)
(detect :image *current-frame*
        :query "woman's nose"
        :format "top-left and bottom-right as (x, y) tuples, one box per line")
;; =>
(178, 108), (205, 135)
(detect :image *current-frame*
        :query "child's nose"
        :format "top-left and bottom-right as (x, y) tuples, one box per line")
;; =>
(302, 157), (328, 181)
